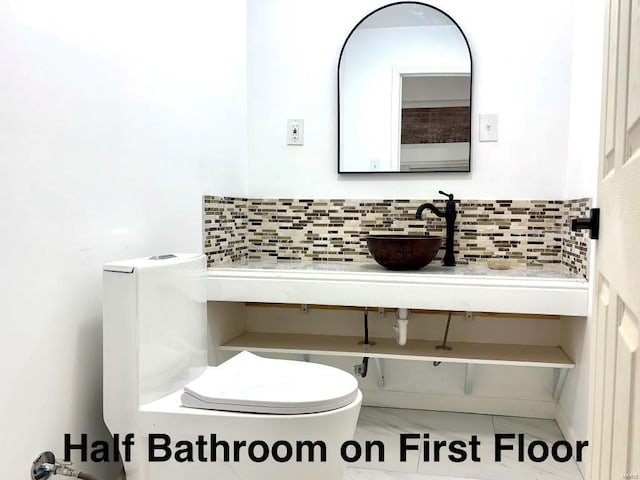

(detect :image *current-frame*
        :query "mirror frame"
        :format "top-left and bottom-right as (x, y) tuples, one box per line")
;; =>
(337, 1), (473, 174)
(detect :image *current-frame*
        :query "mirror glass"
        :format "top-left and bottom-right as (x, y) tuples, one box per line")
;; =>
(338, 2), (472, 173)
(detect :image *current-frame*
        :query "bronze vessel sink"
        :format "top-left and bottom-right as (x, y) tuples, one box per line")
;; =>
(365, 235), (442, 270)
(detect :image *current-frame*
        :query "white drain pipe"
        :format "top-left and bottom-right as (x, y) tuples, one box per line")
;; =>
(394, 308), (409, 346)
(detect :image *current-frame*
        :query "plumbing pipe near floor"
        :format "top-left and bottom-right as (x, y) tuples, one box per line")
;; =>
(31, 451), (99, 480)
(394, 308), (409, 346)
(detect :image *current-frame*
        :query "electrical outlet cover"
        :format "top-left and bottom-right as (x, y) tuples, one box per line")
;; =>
(287, 119), (304, 145)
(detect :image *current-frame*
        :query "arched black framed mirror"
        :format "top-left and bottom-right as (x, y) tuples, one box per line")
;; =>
(338, 2), (472, 173)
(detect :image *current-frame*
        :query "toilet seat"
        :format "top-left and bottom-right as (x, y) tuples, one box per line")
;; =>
(181, 351), (359, 414)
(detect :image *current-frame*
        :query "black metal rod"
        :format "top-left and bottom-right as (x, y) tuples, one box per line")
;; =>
(364, 309), (369, 344)
(359, 308), (375, 346)
(436, 312), (453, 351)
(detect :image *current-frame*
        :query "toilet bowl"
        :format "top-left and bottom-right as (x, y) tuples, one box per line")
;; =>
(103, 254), (362, 480)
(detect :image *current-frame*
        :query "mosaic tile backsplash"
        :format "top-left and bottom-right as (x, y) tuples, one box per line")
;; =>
(203, 196), (591, 278)
(562, 198), (592, 278)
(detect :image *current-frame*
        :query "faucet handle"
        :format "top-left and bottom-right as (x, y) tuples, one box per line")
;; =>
(438, 190), (454, 200)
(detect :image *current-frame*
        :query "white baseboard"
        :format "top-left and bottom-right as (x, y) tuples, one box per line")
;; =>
(555, 403), (586, 479)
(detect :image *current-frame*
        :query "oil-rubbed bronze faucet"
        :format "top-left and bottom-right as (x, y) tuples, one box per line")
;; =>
(415, 191), (457, 266)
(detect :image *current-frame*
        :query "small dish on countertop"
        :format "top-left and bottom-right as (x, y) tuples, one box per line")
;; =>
(487, 258), (512, 270)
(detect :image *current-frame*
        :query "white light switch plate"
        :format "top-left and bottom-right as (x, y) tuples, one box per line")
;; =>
(479, 114), (498, 142)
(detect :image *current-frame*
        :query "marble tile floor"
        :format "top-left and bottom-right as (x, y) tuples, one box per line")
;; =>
(344, 407), (583, 480)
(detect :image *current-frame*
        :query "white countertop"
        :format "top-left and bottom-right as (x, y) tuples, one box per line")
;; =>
(206, 260), (589, 316)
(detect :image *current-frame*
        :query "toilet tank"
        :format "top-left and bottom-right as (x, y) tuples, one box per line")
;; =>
(103, 254), (207, 431)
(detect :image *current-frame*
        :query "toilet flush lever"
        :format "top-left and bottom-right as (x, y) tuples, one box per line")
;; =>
(571, 208), (600, 239)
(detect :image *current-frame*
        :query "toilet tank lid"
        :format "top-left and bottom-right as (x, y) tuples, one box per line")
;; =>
(104, 253), (204, 273)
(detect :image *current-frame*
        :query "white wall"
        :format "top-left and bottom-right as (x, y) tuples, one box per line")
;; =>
(564, 0), (603, 199)
(0, 0), (246, 477)
(247, 0), (575, 200)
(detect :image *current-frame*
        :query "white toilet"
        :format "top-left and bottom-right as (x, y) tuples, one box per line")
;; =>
(103, 254), (362, 480)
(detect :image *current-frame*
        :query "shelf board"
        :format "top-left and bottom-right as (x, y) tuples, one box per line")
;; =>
(221, 332), (575, 369)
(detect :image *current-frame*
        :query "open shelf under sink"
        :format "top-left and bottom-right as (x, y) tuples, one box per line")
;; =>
(220, 332), (575, 369)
